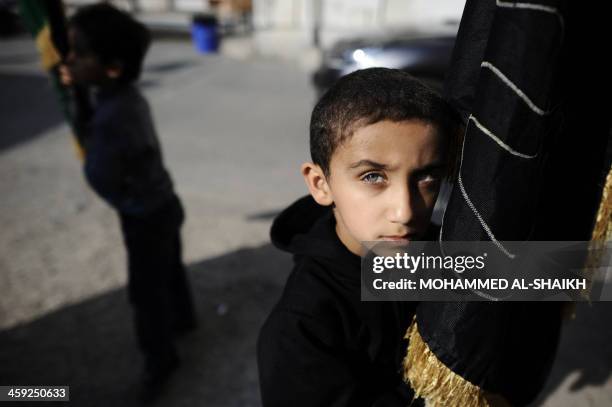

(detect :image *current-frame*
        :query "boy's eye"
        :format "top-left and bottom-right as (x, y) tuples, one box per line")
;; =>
(361, 172), (386, 184)
(418, 174), (439, 187)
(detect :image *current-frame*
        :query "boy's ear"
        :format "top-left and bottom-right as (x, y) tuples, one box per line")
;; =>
(105, 61), (123, 79)
(301, 162), (334, 206)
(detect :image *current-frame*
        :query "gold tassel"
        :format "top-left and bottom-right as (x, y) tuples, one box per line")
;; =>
(403, 320), (491, 407)
(591, 166), (612, 242)
(564, 164), (612, 317)
(565, 165), (612, 316)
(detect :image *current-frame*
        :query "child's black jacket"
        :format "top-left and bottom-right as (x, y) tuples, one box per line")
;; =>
(257, 195), (427, 407)
(79, 84), (174, 216)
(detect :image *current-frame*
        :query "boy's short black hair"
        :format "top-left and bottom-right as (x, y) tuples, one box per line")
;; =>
(70, 3), (151, 84)
(310, 68), (461, 177)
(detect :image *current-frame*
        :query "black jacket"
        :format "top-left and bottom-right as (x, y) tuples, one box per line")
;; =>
(257, 196), (423, 407)
(78, 84), (174, 216)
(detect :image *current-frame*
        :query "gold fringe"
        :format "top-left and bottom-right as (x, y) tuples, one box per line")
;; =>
(565, 164), (612, 316)
(591, 166), (612, 242)
(403, 321), (491, 407)
(35, 25), (61, 71)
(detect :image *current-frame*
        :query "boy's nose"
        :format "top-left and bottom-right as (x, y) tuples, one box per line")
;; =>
(387, 184), (414, 225)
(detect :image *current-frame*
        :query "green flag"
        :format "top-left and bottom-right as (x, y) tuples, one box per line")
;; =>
(18, 0), (84, 158)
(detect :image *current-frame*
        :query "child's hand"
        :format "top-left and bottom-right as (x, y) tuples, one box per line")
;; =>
(59, 64), (73, 86)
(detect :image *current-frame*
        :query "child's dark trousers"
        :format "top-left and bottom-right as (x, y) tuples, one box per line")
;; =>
(119, 195), (195, 369)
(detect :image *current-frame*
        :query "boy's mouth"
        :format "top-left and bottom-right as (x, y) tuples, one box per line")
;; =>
(379, 234), (414, 243)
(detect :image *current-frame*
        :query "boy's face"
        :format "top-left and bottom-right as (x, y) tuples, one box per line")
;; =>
(65, 28), (117, 86)
(304, 119), (444, 256)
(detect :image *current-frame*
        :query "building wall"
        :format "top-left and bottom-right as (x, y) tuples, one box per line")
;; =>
(253, 0), (465, 53)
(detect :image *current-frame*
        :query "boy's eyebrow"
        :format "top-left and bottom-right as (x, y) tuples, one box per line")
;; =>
(349, 160), (445, 173)
(412, 162), (446, 176)
(349, 159), (388, 170)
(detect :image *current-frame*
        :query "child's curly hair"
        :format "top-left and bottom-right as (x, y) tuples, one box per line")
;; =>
(310, 67), (462, 179)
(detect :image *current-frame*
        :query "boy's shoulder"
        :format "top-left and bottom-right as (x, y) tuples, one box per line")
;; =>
(269, 195), (361, 318)
(93, 85), (148, 126)
(277, 256), (348, 317)
(261, 256), (357, 354)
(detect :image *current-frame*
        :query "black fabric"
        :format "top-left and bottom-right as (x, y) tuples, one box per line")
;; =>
(80, 84), (174, 216)
(258, 195), (424, 407)
(443, 0), (496, 120)
(119, 195), (195, 367)
(415, 1), (612, 406)
(416, 302), (561, 405)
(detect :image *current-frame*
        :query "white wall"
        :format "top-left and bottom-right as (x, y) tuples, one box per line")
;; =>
(253, 0), (466, 31)
(253, 0), (465, 53)
(253, 0), (308, 29)
(384, 0), (464, 28)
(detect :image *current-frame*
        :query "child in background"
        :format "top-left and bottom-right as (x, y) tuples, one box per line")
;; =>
(60, 3), (196, 399)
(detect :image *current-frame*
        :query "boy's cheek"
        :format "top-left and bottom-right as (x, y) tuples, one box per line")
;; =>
(349, 208), (379, 240)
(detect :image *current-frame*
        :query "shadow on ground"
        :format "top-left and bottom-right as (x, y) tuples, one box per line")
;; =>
(0, 244), (610, 406)
(0, 244), (291, 407)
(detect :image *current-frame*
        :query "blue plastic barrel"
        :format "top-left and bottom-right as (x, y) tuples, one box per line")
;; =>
(191, 13), (219, 54)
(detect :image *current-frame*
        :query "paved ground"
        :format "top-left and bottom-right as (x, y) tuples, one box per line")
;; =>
(0, 35), (610, 406)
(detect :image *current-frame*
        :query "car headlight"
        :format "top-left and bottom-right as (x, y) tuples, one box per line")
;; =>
(351, 49), (376, 68)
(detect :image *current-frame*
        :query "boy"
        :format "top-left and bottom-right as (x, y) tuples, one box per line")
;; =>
(60, 3), (196, 397)
(257, 68), (459, 406)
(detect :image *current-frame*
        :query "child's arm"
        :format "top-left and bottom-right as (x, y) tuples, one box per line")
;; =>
(59, 64), (93, 146)
(83, 119), (126, 204)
